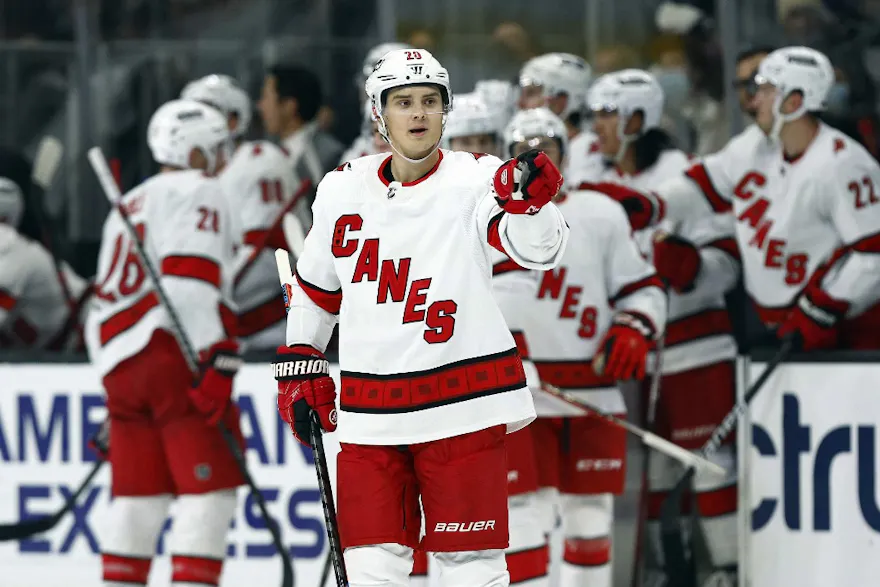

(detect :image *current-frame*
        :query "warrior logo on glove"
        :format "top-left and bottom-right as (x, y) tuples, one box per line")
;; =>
(493, 149), (563, 215)
(274, 345), (338, 446)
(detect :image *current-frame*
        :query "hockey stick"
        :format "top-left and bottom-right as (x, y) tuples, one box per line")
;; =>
(234, 179), (311, 287)
(0, 458), (105, 541)
(282, 213), (306, 259)
(274, 249), (348, 587)
(87, 147), (294, 587)
(540, 383), (725, 477)
(631, 335), (665, 587)
(659, 336), (796, 586)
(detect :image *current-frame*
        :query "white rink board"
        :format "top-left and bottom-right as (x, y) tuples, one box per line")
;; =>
(0, 363), (342, 587)
(743, 361), (880, 587)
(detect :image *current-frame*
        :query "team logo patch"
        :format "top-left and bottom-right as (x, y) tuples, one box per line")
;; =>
(329, 408), (338, 426)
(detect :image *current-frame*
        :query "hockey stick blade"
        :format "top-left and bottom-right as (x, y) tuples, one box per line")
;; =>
(32, 137), (64, 190)
(0, 459), (105, 541)
(282, 213), (306, 258)
(542, 384), (725, 476)
(275, 249), (294, 283)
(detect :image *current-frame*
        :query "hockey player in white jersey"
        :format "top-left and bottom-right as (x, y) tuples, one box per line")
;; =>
(474, 79), (519, 138)
(88, 99), (244, 587)
(183, 74), (300, 349)
(503, 107), (667, 587)
(596, 47), (880, 351)
(444, 100), (552, 585)
(518, 53), (603, 185)
(0, 175), (89, 350)
(583, 69), (741, 583)
(444, 93), (503, 156)
(272, 48), (569, 587)
(340, 100), (393, 163)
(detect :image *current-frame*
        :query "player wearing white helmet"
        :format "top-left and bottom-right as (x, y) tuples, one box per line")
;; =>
(504, 107), (666, 587)
(0, 157), (90, 351)
(88, 98), (244, 587)
(579, 69), (741, 586)
(339, 98), (393, 163)
(443, 92), (501, 155)
(183, 74), (302, 350)
(475, 79), (519, 137)
(518, 53), (603, 191)
(356, 41), (414, 101)
(182, 74), (252, 140)
(595, 46), (880, 350)
(272, 48), (569, 587)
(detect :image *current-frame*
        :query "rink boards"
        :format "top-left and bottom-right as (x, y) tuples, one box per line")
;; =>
(1, 357), (879, 587)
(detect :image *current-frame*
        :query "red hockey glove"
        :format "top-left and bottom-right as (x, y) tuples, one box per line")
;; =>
(274, 345), (337, 446)
(493, 149), (563, 215)
(580, 181), (663, 231)
(593, 312), (654, 381)
(188, 339), (242, 425)
(777, 289), (848, 351)
(653, 231), (701, 292)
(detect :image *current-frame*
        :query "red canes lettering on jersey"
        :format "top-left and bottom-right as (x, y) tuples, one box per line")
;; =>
(332, 214), (458, 344)
(733, 170), (811, 286)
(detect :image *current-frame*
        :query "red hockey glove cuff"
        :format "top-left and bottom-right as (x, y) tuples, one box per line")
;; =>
(580, 181), (663, 230)
(493, 149), (563, 215)
(188, 339), (242, 425)
(274, 345), (337, 446)
(653, 232), (701, 292)
(593, 312), (654, 381)
(777, 289), (849, 351)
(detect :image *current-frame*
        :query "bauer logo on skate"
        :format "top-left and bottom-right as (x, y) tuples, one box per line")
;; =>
(0, 363), (344, 587)
(743, 361), (880, 587)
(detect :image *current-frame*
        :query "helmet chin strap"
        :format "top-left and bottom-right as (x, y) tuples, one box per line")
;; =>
(613, 112), (638, 164)
(379, 113), (447, 165)
(770, 89), (807, 142)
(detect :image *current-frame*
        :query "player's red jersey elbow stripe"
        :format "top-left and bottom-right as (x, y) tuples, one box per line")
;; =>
(340, 347), (526, 413)
(493, 258), (528, 276)
(243, 227), (287, 251)
(238, 294), (286, 337)
(610, 274), (664, 304)
(487, 211), (507, 255)
(695, 483), (738, 517)
(161, 255), (221, 288)
(296, 273), (342, 315)
(0, 289), (16, 311)
(563, 536), (611, 567)
(666, 308), (733, 347)
(684, 163), (732, 213)
(705, 237), (740, 260)
(99, 292), (160, 345)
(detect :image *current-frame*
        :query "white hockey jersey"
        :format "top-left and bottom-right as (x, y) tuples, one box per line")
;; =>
(658, 123), (880, 346)
(526, 191), (666, 414)
(564, 130), (604, 189)
(339, 134), (375, 164)
(88, 170), (237, 378)
(287, 150), (569, 444)
(0, 224), (89, 350)
(222, 140), (300, 350)
(592, 150), (739, 374)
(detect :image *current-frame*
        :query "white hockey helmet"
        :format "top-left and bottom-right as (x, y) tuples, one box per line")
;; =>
(519, 53), (593, 120)
(365, 48), (453, 140)
(503, 107), (569, 158)
(756, 46), (834, 136)
(360, 42), (414, 84)
(474, 79), (518, 132)
(444, 93), (497, 142)
(147, 99), (231, 174)
(0, 177), (23, 227)
(588, 69), (665, 131)
(181, 74), (252, 139)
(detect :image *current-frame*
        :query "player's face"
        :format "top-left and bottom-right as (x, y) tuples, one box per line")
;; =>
(593, 109), (622, 156)
(754, 82), (779, 134)
(519, 84), (545, 110)
(450, 134), (498, 155)
(258, 75), (283, 135)
(382, 86), (445, 158)
(511, 136), (563, 169)
(733, 53), (767, 118)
